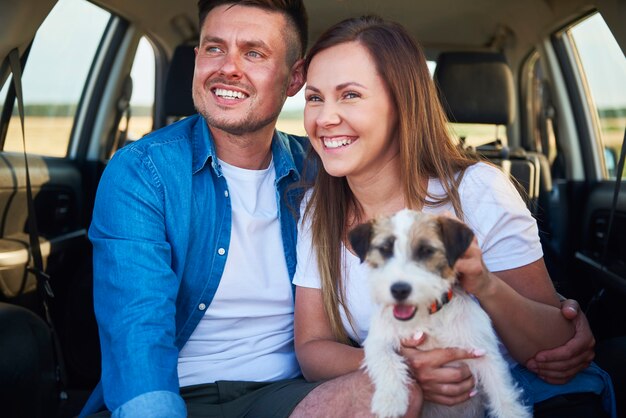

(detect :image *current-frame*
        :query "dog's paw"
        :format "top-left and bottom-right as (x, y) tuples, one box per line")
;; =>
(485, 386), (532, 418)
(371, 387), (409, 418)
(492, 400), (532, 418)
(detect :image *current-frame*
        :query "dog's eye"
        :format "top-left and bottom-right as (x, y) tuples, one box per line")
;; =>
(376, 237), (395, 259)
(414, 244), (436, 260)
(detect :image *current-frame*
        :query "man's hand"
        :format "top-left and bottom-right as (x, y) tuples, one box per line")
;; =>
(525, 299), (595, 384)
(400, 333), (483, 405)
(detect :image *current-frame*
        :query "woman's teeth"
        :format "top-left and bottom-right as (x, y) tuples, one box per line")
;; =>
(323, 137), (354, 149)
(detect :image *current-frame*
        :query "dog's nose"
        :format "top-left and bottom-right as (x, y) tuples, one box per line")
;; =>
(390, 282), (412, 301)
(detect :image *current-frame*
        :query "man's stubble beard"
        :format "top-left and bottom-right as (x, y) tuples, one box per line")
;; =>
(193, 84), (287, 137)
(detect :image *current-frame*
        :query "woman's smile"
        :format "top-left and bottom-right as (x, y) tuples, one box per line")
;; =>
(321, 135), (357, 150)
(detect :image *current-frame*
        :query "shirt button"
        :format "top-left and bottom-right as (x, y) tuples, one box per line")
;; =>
(217, 248), (226, 256)
(224, 190), (229, 198)
(198, 303), (206, 311)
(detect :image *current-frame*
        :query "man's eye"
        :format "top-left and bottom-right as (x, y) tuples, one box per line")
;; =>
(205, 46), (222, 54)
(247, 51), (262, 58)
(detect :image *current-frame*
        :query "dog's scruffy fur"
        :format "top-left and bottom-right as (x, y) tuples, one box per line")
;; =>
(349, 209), (530, 418)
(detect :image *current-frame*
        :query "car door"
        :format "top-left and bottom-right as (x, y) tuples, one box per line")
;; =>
(0, 0), (116, 397)
(0, 0), (159, 415)
(559, 12), (626, 332)
(523, 12), (626, 314)
(521, 10), (625, 342)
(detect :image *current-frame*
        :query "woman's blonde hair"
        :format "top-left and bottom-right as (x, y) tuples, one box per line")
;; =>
(301, 15), (478, 343)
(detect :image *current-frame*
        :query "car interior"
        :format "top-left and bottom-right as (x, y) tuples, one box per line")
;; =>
(0, 0), (624, 416)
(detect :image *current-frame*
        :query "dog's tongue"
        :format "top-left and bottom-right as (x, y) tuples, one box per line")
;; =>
(393, 304), (417, 321)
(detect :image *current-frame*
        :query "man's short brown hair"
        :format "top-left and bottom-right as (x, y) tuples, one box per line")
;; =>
(197, 0), (308, 64)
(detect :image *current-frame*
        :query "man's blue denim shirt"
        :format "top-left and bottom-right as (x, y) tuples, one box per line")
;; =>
(80, 114), (308, 417)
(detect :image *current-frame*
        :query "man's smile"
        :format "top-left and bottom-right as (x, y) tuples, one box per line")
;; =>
(212, 87), (249, 100)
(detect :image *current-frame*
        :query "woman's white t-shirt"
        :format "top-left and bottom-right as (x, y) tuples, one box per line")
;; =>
(292, 163), (544, 344)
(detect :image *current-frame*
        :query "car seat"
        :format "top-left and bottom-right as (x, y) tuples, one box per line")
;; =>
(162, 43), (196, 124)
(434, 51), (552, 214)
(0, 302), (58, 417)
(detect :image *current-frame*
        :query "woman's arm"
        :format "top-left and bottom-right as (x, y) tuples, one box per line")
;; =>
(526, 300), (596, 383)
(455, 241), (575, 364)
(294, 286), (364, 381)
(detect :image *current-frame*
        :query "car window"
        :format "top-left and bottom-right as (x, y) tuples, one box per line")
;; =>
(1, 0), (110, 157)
(567, 13), (626, 180)
(448, 123), (508, 149)
(277, 88), (306, 136)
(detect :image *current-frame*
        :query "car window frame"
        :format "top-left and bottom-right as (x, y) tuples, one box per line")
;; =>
(71, 15), (130, 162)
(550, 11), (617, 182)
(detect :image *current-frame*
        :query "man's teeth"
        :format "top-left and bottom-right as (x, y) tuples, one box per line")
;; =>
(214, 88), (247, 99)
(323, 137), (354, 149)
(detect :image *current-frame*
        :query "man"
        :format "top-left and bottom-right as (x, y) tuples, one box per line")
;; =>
(80, 1), (597, 417)
(81, 1), (401, 416)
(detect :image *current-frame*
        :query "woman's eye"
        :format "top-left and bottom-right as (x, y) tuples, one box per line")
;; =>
(344, 91), (360, 99)
(306, 95), (322, 102)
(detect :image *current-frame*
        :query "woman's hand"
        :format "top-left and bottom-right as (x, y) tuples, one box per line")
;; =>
(400, 333), (484, 405)
(526, 299), (595, 383)
(454, 237), (495, 298)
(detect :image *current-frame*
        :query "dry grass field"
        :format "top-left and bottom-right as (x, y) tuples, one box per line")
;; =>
(3, 116), (304, 157)
(3, 116), (156, 157)
(4, 115), (624, 172)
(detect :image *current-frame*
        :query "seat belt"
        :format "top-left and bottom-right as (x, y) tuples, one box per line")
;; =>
(105, 74), (133, 158)
(7, 47), (68, 400)
(602, 128), (626, 266)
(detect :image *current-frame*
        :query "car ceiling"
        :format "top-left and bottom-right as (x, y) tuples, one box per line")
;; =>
(1, 0), (624, 81)
(90, 0), (605, 59)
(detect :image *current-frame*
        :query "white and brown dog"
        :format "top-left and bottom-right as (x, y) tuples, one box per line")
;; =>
(348, 209), (530, 418)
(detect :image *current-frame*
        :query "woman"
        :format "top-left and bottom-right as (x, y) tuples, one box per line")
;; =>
(292, 15), (586, 411)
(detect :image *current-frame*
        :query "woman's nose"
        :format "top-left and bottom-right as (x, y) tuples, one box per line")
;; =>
(316, 103), (341, 127)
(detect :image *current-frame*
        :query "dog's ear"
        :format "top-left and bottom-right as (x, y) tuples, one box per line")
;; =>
(437, 216), (475, 267)
(348, 222), (374, 263)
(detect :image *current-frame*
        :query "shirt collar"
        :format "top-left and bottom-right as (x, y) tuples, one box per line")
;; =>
(190, 115), (300, 182)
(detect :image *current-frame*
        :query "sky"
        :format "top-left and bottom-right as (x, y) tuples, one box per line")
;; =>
(2, 0), (625, 112)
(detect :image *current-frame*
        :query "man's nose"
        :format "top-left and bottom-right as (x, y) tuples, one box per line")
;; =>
(218, 53), (243, 78)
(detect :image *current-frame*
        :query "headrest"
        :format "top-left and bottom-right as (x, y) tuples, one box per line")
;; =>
(434, 52), (514, 125)
(164, 44), (196, 118)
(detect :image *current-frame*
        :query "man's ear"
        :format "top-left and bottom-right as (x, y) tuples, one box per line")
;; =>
(437, 217), (474, 267)
(348, 222), (373, 263)
(286, 59), (305, 97)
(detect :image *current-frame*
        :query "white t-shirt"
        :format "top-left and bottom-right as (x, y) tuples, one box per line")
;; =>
(178, 158), (300, 387)
(293, 163), (543, 344)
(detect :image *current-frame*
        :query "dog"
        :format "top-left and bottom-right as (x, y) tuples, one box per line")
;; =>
(348, 209), (530, 418)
